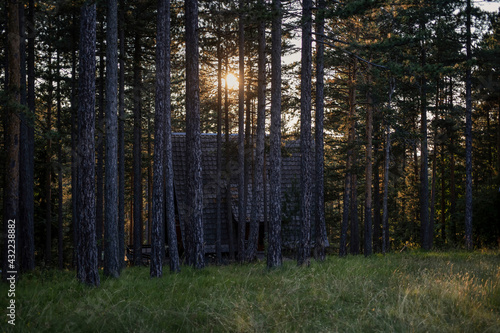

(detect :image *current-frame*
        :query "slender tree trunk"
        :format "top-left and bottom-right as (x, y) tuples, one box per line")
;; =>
(247, 0), (266, 262)
(440, 140), (446, 243)
(237, 0), (246, 262)
(71, 12), (79, 269)
(132, 28), (143, 266)
(225, 57), (235, 261)
(364, 86), (374, 256)
(104, 0), (119, 278)
(96, 28), (105, 266)
(314, 0), (328, 261)
(350, 172), (359, 255)
(373, 154), (381, 253)
(420, 15), (430, 251)
(216, 43), (223, 264)
(382, 128), (390, 254)
(77, 2), (99, 286)
(185, 0), (204, 269)
(57, 48), (64, 269)
(464, 0), (473, 250)
(45, 43), (53, 267)
(118, 1), (126, 268)
(267, 0), (283, 268)
(2, 0), (20, 281)
(20, 0), (35, 272)
(298, 0), (313, 266)
(382, 80), (394, 254)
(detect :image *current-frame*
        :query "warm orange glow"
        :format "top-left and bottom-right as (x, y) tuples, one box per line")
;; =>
(224, 73), (239, 90)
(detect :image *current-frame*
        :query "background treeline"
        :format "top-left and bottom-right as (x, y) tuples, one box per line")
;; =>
(1, 0), (499, 276)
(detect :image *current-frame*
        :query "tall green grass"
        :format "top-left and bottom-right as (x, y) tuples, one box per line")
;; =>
(1, 250), (499, 332)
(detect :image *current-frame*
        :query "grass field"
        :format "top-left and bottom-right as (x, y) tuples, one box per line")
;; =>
(1, 250), (499, 332)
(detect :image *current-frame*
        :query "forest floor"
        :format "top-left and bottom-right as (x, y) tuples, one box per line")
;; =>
(1, 250), (499, 332)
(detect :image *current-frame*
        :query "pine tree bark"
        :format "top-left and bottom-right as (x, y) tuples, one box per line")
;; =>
(314, 0), (328, 261)
(420, 15), (430, 251)
(96, 30), (105, 265)
(298, 0), (313, 266)
(247, 0), (266, 262)
(185, 0), (204, 269)
(464, 0), (473, 250)
(225, 57), (235, 261)
(216, 43), (223, 264)
(118, 1), (126, 269)
(104, 0), (120, 278)
(20, 0), (35, 272)
(56, 48), (64, 269)
(45, 41), (53, 267)
(267, 0), (283, 268)
(3, 0), (20, 281)
(382, 80), (394, 254)
(132, 27), (143, 266)
(77, 2), (100, 286)
(237, 0), (246, 262)
(71, 11), (78, 269)
(364, 86), (374, 256)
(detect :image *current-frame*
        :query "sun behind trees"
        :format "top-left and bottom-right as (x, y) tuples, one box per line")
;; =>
(1, 0), (500, 287)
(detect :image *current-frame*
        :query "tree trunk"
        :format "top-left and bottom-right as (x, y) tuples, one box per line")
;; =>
(2, 0), (20, 281)
(364, 86), (374, 256)
(237, 0), (246, 262)
(298, 0), (313, 266)
(71, 11), (78, 269)
(56, 47), (64, 269)
(132, 27), (143, 266)
(268, 0), (283, 268)
(118, 0), (126, 269)
(247, 0), (266, 262)
(185, 0), (204, 269)
(77, 2), (100, 286)
(382, 128), (390, 254)
(225, 57), (235, 261)
(104, 0), (120, 278)
(382, 80), (394, 254)
(464, 0), (473, 250)
(20, 0), (35, 272)
(373, 154), (381, 253)
(216, 42), (223, 264)
(45, 42), (53, 268)
(314, 0), (328, 261)
(96, 28), (105, 266)
(420, 15), (430, 251)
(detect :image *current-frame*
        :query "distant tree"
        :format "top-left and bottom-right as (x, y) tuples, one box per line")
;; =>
(185, 0), (204, 269)
(104, 0), (120, 278)
(77, 1), (100, 286)
(298, 0), (313, 266)
(267, 0), (283, 269)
